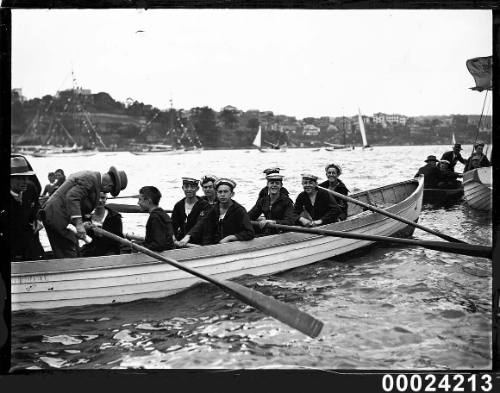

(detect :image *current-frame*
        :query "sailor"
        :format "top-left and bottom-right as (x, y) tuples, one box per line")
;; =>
(414, 155), (441, 188)
(464, 142), (491, 172)
(171, 177), (211, 245)
(294, 174), (342, 227)
(318, 163), (349, 221)
(257, 168), (289, 199)
(81, 192), (124, 257)
(200, 175), (218, 206)
(248, 173), (297, 234)
(137, 186), (175, 252)
(179, 178), (254, 245)
(441, 143), (466, 172)
(9, 156), (45, 261)
(437, 160), (462, 189)
(41, 166), (128, 258)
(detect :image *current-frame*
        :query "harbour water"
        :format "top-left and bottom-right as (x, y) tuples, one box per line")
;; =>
(10, 145), (492, 370)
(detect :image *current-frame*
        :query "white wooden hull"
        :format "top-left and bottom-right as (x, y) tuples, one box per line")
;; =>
(463, 167), (492, 211)
(31, 150), (98, 158)
(11, 178), (423, 311)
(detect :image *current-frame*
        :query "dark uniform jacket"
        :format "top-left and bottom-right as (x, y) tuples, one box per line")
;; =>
(257, 186), (289, 199)
(171, 197), (210, 241)
(294, 188), (342, 225)
(41, 171), (101, 239)
(318, 179), (349, 221)
(188, 200), (255, 245)
(9, 180), (45, 261)
(248, 193), (297, 234)
(81, 207), (123, 257)
(414, 164), (441, 188)
(441, 151), (465, 172)
(144, 207), (175, 252)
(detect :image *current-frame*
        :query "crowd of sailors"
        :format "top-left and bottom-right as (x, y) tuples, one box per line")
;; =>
(9, 157), (349, 261)
(415, 142), (491, 189)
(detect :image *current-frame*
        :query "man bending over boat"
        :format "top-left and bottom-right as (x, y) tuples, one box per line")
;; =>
(40, 166), (127, 259)
(294, 174), (342, 227)
(257, 168), (289, 199)
(137, 186), (175, 252)
(441, 143), (466, 173)
(171, 177), (211, 246)
(248, 173), (297, 235)
(178, 178), (254, 245)
(318, 163), (349, 221)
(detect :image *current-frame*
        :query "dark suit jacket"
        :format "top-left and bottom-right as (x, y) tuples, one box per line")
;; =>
(415, 164), (441, 188)
(171, 197), (211, 241)
(294, 188), (342, 225)
(144, 207), (175, 252)
(189, 200), (254, 245)
(441, 151), (465, 172)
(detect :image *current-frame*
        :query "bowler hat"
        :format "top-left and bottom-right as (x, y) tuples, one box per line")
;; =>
(424, 155), (438, 163)
(453, 143), (462, 150)
(11, 156), (35, 176)
(108, 166), (128, 197)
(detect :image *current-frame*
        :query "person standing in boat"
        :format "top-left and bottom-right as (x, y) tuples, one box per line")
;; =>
(318, 163), (349, 221)
(248, 173), (297, 235)
(171, 177), (211, 246)
(414, 155), (441, 188)
(441, 143), (466, 172)
(464, 142), (491, 172)
(81, 192), (124, 257)
(257, 168), (289, 199)
(200, 174), (218, 206)
(436, 160), (462, 189)
(179, 178), (254, 245)
(294, 174), (342, 227)
(9, 156), (45, 261)
(136, 186), (175, 252)
(40, 166), (128, 259)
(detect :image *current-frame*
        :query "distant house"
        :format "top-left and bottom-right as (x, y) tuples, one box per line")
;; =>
(303, 124), (321, 136)
(373, 112), (407, 126)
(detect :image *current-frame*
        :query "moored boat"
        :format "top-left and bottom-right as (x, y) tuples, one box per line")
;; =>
(463, 166), (492, 211)
(11, 177), (424, 311)
(423, 186), (464, 205)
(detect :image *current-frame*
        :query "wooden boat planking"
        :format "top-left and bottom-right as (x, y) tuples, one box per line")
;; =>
(463, 167), (492, 211)
(11, 178), (423, 311)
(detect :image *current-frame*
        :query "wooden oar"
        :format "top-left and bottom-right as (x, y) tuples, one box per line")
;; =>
(105, 203), (173, 214)
(317, 185), (465, 243)
(252, 222), (491, 259)
(108, 194), (140, 199)
(92, 227), (324, 338)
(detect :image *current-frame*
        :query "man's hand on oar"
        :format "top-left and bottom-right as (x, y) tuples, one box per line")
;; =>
(92, 226), (324, 338)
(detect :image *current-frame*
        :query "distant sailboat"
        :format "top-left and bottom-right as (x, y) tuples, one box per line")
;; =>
(358, 108), (372, 150)
(253, 126), (286, 152)
(452, 132), (456, 145)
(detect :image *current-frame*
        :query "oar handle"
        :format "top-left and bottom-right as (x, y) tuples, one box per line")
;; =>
(92, 226), (324, 338)
(317, 185), (465, 243)
(108, 194), (140, 199)
(66, 224), (92, 243)
(256, 222), (491, 259)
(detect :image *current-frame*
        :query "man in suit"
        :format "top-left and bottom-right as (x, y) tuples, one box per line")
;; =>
(414, 155), (441, 188)
(441, 143), (466, 172)
(41, 166), (127, 258)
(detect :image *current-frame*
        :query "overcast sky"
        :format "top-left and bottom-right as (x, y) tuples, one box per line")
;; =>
(12, 9), (492, 119)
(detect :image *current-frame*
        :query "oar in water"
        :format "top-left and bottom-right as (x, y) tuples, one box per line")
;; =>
(105, 203), (172, 214)
(317, 185), (465, 243)
(252, 222), (492, 259)
(92, 227), (324, 338)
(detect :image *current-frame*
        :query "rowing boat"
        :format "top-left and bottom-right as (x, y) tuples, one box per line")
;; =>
(423, 186), (464, 205)
(11, 177), (424, 311)
(463, 167), (492, 211)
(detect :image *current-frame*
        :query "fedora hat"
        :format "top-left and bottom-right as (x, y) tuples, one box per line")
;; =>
(453, 143), (462, 150)
(11, 156), (35, 176)
(107, 166), (128, 197)
(424, 155), (438, 163)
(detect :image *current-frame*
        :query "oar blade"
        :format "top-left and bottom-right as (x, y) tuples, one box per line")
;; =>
(220, 280), (324, 338)
(424, 241), (492, 259)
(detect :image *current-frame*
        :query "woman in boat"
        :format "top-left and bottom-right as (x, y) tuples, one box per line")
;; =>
(179, 178), (254, 245)
(248, 173), (297, 235)
(81, 192), (124, 257)
(40, 166), (128, 258)
(464, 142), (491, 172)
(200, 174), (218, 206)
(257, 168), (289, 199)
(294, 174), (342, 227)
(318, 163), (349, 221)
(171, 177), (211, 245)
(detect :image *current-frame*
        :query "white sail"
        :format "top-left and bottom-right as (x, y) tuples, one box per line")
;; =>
(252, 126), (262, 148)
(452, 132), (456, 145)
(358, 109), (369, 147)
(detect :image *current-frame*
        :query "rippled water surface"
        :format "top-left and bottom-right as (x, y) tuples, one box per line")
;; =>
(11, 145), (492, 370)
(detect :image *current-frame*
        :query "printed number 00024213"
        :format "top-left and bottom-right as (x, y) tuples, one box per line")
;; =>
(381, 374), (493, 392)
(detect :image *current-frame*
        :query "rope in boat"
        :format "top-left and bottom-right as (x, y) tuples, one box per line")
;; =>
(470, 89), (489, 156)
